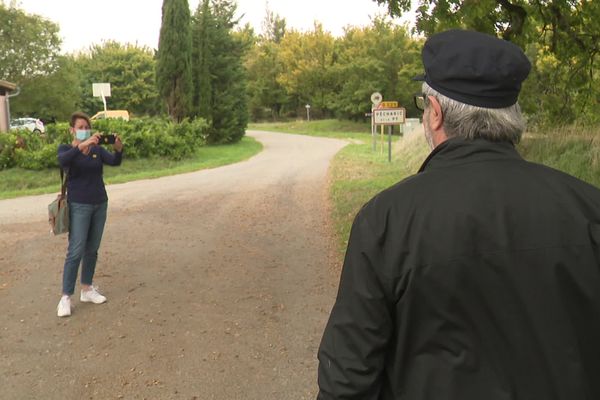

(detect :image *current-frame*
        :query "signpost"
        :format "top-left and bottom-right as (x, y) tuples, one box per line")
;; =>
(92, 83), (111, 114)
(368, 93), (407, 162)
(370, 92), (382, 151)
(373, 107), (406, 162)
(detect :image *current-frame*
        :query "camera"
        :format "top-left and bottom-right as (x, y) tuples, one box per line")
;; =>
(99, 134), (116, 145)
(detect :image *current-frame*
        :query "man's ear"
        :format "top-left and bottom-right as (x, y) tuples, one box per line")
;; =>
(428, 96), (444, 131)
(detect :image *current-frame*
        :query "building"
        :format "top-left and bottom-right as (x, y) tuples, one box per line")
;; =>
(0, 80), (18, 132)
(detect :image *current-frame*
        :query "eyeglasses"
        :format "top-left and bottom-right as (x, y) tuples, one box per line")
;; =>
(414, 93), (428, 111)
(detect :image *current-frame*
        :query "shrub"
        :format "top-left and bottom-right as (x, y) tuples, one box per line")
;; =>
(0, 116), (209, 170)
(0, 131), (18, 170)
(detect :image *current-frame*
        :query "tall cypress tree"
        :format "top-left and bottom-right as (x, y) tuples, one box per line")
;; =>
(191, 0), (248, 143)
(156, 0), (193, 122)
(192, 0), (213, 120)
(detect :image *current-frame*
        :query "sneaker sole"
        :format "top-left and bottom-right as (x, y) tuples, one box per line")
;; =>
(57, 308), (71, 317)
(80, 297), (107, 304)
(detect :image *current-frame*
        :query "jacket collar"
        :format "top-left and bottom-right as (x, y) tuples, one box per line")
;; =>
(418, 138), (523, 173)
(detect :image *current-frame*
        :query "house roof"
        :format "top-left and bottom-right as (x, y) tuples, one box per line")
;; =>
(0, 80), (17, 92)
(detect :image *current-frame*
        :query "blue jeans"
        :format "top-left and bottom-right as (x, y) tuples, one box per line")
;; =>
(62, 201), (108, 295)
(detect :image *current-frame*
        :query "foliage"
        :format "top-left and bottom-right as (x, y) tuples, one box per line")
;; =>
(0, 117), (209, 170)
(91, 117), (208, 160)
(75, 42), (162, 117)
(0, 3), (61, 82)
(10, 55), (82, 121)
(191, 0), (249, 144)
(372, 0), (600, 126)
(244, 16), (426, 121)
(0, 130), (18, 169)
(156, 0), (193, 122)
(245, 9), (289, 120)
(276, 23), (337, 117)
(192, 0), (213, 121)
(331, 19), (423, 120)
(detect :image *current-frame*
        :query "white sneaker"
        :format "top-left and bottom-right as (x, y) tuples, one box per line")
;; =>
(80, 286), (107, 304)
(57, 296), (71, 317)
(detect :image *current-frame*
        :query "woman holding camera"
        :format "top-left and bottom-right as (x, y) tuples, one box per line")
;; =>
(56, 111), (123, 317)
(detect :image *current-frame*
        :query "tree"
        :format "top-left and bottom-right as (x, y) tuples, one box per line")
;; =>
(192, 0), (213, 120)
(331, 18), (422, 120)
(75, 42), (161, 117)
(156, 0), (193, 122)
(245, 9), (289, 120)
(10, 55), (82, 121)
(276, 23), (337, 117)
(0, 3), (61, 83)
(262, 7), (286, 44)
(191, 0), (249, 143)
(372, 0), (600, 125)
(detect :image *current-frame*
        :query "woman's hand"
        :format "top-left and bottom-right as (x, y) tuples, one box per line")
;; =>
(77, 134), (100, 153)
(113, 134), (123, 152)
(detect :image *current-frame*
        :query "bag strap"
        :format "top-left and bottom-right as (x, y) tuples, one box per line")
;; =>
(60, 168), (69, 197)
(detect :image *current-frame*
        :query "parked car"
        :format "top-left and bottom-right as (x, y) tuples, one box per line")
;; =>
(90, 110), (130, 121)
(10, 117), (45, 134)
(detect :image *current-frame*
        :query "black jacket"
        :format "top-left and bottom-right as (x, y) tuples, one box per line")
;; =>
(317, 138), (600, 400)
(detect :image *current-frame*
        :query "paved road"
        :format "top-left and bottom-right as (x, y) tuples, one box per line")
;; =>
(0, 131), (347, 400)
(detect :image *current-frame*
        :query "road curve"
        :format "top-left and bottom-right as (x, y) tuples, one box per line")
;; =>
(0, 131), (348, 400)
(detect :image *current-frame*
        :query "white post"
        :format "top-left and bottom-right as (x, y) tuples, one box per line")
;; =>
(101, 89), (107, 113)
(371, 106), (376, 151)
(305, 104), (311, 122)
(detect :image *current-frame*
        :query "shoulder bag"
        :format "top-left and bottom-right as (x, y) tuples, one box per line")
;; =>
(48, 168), (69, 235)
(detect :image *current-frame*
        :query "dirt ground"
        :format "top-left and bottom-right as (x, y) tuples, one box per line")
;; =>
(0, 131), (348, 400)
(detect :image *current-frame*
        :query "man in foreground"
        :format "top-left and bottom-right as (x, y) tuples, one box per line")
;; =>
(317, 29), (600, 400)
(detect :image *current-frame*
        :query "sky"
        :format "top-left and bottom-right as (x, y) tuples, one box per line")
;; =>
(13, 0), (409, 54)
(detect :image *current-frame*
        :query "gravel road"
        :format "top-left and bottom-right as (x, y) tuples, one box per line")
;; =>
(0, 130), (348, 400)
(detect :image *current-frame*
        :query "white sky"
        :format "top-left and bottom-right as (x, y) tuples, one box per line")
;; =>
(13, 0), (408, 54)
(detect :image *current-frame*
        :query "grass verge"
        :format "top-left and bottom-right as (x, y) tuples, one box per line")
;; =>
(0, 136), (262, 200)
(248, 119), (372, 140)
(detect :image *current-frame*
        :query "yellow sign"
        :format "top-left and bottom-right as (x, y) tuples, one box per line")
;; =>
(379, 101), (399, 108)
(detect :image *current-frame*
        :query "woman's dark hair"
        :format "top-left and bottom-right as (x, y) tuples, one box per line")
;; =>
(69, 111), (91, 128)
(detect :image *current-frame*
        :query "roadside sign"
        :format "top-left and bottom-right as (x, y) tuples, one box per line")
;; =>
(92, 83), (111, 114)
(379, 101), (399, 108)
(92, 83), (111, 97)
(370, 92), (382, 105)
(373, 108), (406, 125)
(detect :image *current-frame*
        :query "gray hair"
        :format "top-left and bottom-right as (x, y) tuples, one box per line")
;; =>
(422, 83), (526, 143)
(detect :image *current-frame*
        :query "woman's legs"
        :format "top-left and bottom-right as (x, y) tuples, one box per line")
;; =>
(80, 202), (108, 288)
(62, 202), (93, 296)
(61, 202), (108, 295)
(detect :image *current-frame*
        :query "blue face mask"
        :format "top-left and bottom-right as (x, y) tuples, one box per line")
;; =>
(75, 129), (91, 140)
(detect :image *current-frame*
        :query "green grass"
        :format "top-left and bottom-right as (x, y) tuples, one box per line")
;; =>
(248, 119), (372, 140)
(518, 126), (600, 188)
(0, 136), (262, 200)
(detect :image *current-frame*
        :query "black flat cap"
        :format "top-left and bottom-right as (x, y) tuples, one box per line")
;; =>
(415, 29), (531, 108)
